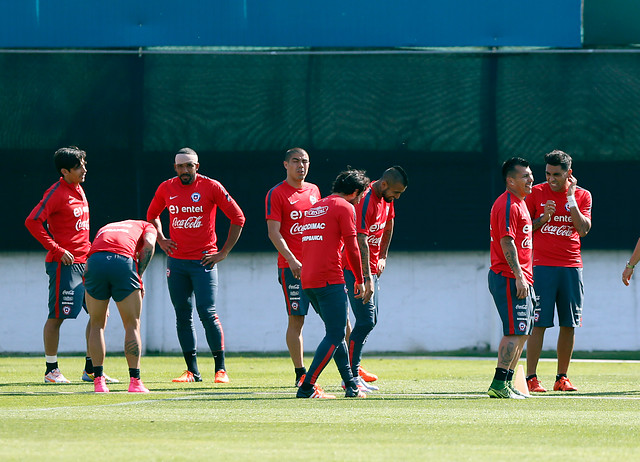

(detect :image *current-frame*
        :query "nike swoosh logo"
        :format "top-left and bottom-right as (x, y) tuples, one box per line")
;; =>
(205, 268), (214, 272)
(170, 195), (179, 200)
(290, 200), (299, 204)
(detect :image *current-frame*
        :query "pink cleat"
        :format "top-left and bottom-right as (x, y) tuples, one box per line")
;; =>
(128, 377), (150, 393)
(94, 376), (110, 393)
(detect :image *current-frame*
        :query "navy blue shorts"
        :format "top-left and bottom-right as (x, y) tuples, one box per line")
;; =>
(277, 267), (310, 316)
(84, 252), (142, 302)
(488, 270), (536, 336)
(45, 262), (86, 319)
(533, 266), (583, 328)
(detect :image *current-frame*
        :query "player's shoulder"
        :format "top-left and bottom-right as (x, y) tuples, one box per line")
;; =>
(267, 180), (287, 196)
(576, 185), (592, 197)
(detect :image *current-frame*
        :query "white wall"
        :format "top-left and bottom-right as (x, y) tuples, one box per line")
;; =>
(2, 250), (639, 354)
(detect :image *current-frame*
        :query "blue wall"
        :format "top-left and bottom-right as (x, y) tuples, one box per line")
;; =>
(0, 0), (581, 48)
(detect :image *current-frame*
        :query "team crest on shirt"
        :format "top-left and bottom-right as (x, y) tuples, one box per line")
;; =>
(191, 192), (201, 202)
(63, 306), (71, 315)
(518, 322), (526, 331)
(166, 268), (171, 277)
(565, 203), (571, 212)
(291, 302), (299, 311)
(310, 195), (318, 204)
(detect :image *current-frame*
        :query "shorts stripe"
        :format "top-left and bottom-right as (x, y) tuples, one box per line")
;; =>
(506, 279), (514, 335)
(310, 344), (336, 385)
(54, 263), (61, 318)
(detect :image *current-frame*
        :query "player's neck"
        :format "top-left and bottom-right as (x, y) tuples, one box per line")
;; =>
(286, 177), (304, 189)
(506, 186), (525, 201)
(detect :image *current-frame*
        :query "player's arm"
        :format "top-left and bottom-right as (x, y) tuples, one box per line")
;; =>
(146, 189), (176, 255)
(622, 237), (640, 286)
(267, 219), (302, 278)
(345, 233), (372, 304)
(25, 197), (74, 264)
(356, 232), (375, 299)
(531, 201), (556, 232)
(202, 224), (243, 268)
(566, 176), (591, 237)
(137, 232), (157, 277)
(500, 236), (529, 299)
(377, 217), (394, 276)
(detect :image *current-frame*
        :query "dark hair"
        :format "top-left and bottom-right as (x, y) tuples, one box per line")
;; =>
(54, 146), (86, 174)
(284, 147), (308, 162)
(176, 147), (198, 157)
(331, 168), (370, 195)
(544, 149), (572, 171)
(382, 165), (409, 187)
(501, 157), (529, 183)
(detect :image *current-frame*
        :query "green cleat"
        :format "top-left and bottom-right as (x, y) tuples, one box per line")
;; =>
(506, 380), (530, 398)
(488, 380), (525, 399)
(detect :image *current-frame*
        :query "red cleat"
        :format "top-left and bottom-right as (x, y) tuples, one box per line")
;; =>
(358, 366), (378, 383)
(527, 376), (547, 393)
(554, 376), (578, 391)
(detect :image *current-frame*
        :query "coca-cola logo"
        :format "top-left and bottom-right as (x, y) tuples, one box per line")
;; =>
(172, 216), (203, 229)
(540, 223), (574, 237)
(521, 237), (532, 248)
(367, 235), (381, 246)
(75, 219), (89, 231)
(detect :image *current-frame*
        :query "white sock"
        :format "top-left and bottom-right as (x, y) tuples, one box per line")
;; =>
(45, 355), (57, 363)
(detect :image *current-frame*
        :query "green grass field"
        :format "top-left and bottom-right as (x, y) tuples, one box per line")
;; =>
(1, 355), (639, 461)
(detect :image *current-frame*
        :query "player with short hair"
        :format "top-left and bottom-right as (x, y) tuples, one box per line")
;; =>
(525, 150), (592, 392)
(84, 220), (157, 393)
(343, 166), (408, 391)
(147, 147), (245, 383)
(487, 157), (535, 399)
(25, 146), (116, 384)
(265, 148), (321, 386)
(297, 168), (373, 399)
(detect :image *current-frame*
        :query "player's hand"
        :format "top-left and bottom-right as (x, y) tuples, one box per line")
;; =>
(158, 237), (177, 255)
(515, 277), (529, 299)
(376, 258), (386, 277)
(567, 175), (578, 197)
(201, 251), (227, 268)
(288, 258), (302, 279)
(542, 200), (556, 223)
(622, 266), (634, 286)
(60, 250), (74, 265)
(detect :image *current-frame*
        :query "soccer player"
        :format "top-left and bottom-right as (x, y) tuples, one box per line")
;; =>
(296, 168), (373, 399)
(25, 146), (116, 384)
(84, 220), (157, 393)
(265, 148), (321, 386)
(525, 150), (592, 392)
(622, 238), (640, 286)
(344, 166), (408, 391)
(487, 157), (535, 399)
(147, 147), (245, 383)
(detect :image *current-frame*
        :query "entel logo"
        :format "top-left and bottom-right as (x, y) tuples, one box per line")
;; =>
(290, 210), (303, 220)
(169, 205), (179, 214)
(522, 224), (532, 234)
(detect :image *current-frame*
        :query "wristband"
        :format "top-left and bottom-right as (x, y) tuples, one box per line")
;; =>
(626, 262), (635, 270)
(567, 195), (577, 208)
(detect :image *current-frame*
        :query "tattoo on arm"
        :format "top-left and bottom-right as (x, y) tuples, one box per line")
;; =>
(137, 246), (153, 276)
(125, 339), (140, 358)
(357, 233), (371, 277)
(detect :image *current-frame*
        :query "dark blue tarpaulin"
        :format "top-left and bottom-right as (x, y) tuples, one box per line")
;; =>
(0, 0), (582, 48)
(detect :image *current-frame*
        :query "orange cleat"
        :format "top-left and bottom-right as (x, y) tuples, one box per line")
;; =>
(214, 370), (230, 383)
(296, 384), (336, 399)
(527, 376), (547, 393)
(554, 376), (578, 391)
(172, 370), (202, 383)
(358, 366), (378, 382)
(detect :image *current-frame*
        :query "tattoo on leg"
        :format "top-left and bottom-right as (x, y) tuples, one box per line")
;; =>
(125, 339), (140, 358)
(498, 341), (516, 368)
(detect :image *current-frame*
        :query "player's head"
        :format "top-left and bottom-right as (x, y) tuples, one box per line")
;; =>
(378, 166), (409, 202)
(331, 168), (370, 204)
(284, 147), (310, 183)
(544, 150), (573, 192)
(174, 147), (199, 185)
(502, 157), (533, 197)
(54, 146), (87, 184)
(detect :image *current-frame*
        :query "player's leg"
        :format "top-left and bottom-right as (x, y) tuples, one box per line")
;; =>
(553, 267), (583, 391)
(192, 263), (228, 382)
(167, 257), (200, 381)
(278, 268), (309, 384)
(85, 292), (110, 371)
(344, 269), (378, 379)
(114, 288), (149, 393)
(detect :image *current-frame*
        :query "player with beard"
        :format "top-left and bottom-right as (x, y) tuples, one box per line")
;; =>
(265, 148), (321, 386)
(147, 148), (245, 383)
(343, 166), (408, 391)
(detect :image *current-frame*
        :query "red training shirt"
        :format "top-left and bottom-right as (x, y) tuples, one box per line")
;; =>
(301, 195), (364, 289)
(265, 180), (321, 268)
(89, 220), (157, 259)
(25, 178), (90, 263)
(146, 174), (245, 260)
(489, 190), (533, 284)
(526, 183), (592, 267)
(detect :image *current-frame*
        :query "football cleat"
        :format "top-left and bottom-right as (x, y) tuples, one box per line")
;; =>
(128, 377), (150, 393)
(358, 366), (378, 382)
(82, 370), (120, 383)
(488, 383), (525, 399)
(341, 377), (370, 394)
(44, 368), (70, 384)
(344, 386), (367, 398)
(172, 370), (202, 382)
(214, 370), (230, 383)
(554, 376), (578, 391)
(506, 380), (530, 398)
(94, 376), (110, 393)
(296, 384), (336, 399)
(527, 375), (547, 393)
